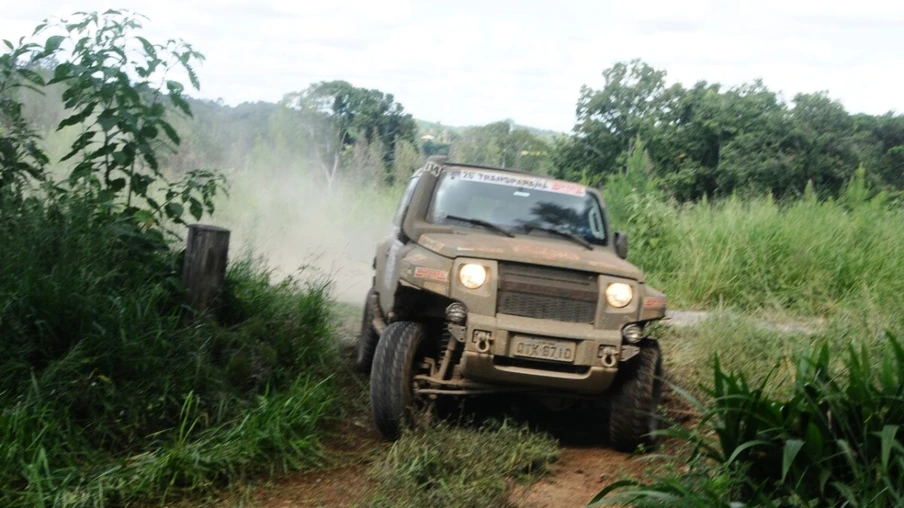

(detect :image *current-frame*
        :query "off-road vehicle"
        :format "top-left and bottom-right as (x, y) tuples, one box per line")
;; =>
(356, 158), (667, 452)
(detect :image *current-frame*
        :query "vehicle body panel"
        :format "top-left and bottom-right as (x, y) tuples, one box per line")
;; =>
(417, 232), (644, 281)
(369, 160), (667, 395)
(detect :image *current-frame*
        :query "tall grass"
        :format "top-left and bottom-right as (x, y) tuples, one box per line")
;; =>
(0, 191), (341, 506)
(596, 170), (904, 505)
(603, 172), (904, 316)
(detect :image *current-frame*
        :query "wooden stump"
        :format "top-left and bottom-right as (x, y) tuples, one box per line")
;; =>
(183, 224), (230, 313)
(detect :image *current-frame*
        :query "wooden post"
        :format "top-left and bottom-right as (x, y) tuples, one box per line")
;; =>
(183, 224), (230, 313)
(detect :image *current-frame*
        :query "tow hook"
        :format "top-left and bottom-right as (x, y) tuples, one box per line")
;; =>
(598, 346), (619, 368)
(473, 330), (493, 353)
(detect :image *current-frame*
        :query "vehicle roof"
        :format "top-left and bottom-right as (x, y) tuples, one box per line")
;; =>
(439, 161), (553, 178)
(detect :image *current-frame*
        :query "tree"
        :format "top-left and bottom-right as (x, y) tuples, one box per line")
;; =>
(344, 136), (385, 187)
(554, 60), (678, 185)
(508, 128), (553, 174)
(449, 120), (552, 173)
(557, 60), (674, 181)
(656, 79), (787, 199)
(391, 138), (422, 186)
(2, 9), (222, 230)
(282, 80), (416, 190)
(0, 41), (51, 199)
(781, 92), (858, 197)
(851, 112), (904, 190)
(554, 59), (901, 202)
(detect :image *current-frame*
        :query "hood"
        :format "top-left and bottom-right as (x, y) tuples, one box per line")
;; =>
(417, 231), (644, 281)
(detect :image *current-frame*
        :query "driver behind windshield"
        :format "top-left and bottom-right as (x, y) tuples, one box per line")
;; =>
(427, 170), (606, 246)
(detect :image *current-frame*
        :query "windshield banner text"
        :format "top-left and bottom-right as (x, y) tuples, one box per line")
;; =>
(457, 169), (586, 197)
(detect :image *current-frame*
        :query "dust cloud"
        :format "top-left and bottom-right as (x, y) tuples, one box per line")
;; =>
(209, 164), (398, 304)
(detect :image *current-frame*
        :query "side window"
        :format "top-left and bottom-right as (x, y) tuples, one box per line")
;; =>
(392, 175), (421, 227)
(587, 195), (607, 244)
(589, 206), (604, 238)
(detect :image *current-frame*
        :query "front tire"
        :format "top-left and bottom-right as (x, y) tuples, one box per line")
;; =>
(608, 341), (663, 453)
(369, 321), (425, 440)
(354, 288), (380, 374)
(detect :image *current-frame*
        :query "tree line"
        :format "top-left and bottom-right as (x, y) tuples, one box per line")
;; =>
(10, 52), (903, 201)
(13, 78), (559, 191)
(554, 59), (904, 201)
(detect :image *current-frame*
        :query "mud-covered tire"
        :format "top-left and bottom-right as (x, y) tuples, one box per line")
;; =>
(369, 321), (424, 440)
(608, 341), (663, 453)
(354, 289), (381, 374)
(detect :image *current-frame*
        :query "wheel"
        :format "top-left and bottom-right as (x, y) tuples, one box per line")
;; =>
(354, 288), (381, 374)
(369, 321), (426, 440)
(607, 340), (663, 453)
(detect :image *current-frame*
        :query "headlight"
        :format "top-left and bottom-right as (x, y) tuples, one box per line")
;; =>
(459, 264), (487, 289)
(606, 282), (633, 308)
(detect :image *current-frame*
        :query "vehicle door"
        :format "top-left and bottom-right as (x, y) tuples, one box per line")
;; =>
(375, 173), (421, 313)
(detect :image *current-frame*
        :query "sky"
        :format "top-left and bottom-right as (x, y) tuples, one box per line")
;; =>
(2, 0), (903, 132)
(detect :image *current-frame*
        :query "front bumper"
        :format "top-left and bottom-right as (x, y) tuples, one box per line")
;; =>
(459, 312), (623, 395)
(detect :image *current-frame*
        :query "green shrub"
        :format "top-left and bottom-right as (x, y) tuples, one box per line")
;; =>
(592, 334), (904, 507)
(368, 420), (559, 508)
(1, 11), (343, 506)
(0, 193), (341, 506)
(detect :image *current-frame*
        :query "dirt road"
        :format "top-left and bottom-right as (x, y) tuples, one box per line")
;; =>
(511, 447), (651, 507)
(233, 308), (734, 507)
(244, 408), (660, 508)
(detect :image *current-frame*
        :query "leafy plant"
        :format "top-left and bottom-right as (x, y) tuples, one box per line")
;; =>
(0, 11), (340, 507)
(591, 334), (904, 507)
(0, 37), (56, 198)
(27, 9), (223, 231)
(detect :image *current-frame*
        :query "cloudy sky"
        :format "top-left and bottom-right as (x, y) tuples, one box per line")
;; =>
(2, 0), (903, 132)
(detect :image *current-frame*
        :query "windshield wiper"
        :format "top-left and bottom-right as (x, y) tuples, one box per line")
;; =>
(445, 215), (515, 238)
(522, 225), (593, 250)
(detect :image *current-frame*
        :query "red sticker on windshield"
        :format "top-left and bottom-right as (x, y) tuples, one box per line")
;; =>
(457, 170), (586, 196)
(549, 181), (586, 196)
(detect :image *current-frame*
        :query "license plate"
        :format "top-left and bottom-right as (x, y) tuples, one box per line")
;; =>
(512, 336), (575, 363)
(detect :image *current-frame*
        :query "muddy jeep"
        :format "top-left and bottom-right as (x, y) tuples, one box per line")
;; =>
(356, 159), (667, 452)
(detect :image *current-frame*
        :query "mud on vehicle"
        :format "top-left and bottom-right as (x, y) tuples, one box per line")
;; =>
(356, 157), (668, 452)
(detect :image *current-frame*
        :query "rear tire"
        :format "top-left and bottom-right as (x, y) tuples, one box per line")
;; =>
(370, 321), (425, 440)
(354, 289), (380, 374)
(608, 341), (663, 453)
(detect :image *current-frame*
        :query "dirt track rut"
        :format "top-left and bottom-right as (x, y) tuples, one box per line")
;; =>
(238, 308), (775, 507)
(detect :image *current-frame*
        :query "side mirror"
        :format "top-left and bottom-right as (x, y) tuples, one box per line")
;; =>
(614, 231), (628, 259)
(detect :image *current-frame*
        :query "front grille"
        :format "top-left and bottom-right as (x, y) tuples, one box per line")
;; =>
(497, 262), (598, 324)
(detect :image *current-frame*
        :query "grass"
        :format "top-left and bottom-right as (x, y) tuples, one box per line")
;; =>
(0, 191), (343, 507)
(6, 114), (902, 506)
(592, 333), (904, 507)
(593, 172), (904, 505)
(366, 420), (560, 508)
(653, 298), (903, 406)
(211, 168), (903, 506)
(603, 175), (904, 317)
(303, 169), (904, 506)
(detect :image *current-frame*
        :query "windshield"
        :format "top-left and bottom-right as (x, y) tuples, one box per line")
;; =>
(426, 169), (607, 246)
